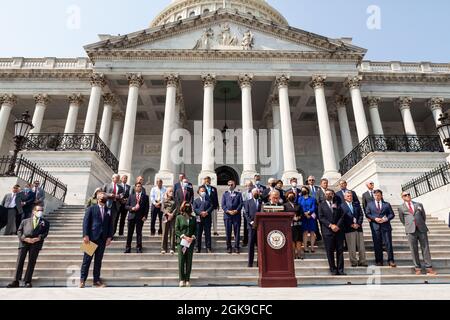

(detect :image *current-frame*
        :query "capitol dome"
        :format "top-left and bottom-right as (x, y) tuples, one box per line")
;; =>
(151, 0), (288, 27)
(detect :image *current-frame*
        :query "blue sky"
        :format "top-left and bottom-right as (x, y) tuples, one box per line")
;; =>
(0, 0), (449, 62)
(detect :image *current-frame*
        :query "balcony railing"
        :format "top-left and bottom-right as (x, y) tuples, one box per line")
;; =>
(339, 135), (444, 175)
(24, 133), (118, 172)
(401, 162), (450, 199)
(0, 155), (67, 202)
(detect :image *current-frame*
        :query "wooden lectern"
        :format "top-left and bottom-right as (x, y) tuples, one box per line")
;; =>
(255, 212), (297, 288)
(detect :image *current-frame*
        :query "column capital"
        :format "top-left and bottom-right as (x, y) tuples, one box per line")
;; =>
(309, 75), (327, 89)
(112, 111), (125, 121)
(68, 93), (84, 106)
(1, 94), (17, 107)
(269, 94), (279, 106)
(127, 73), (144, 88)
(238, 74), (254, 89)
(344, 75), (363, 90)
(396, 96), (413, 110)
(201, 74), (216, 88)
(275, 75), (290, 88)
(103, 93), (118, 106)
(90, 73), (106, 87)
(33, 93), (51, 106)
(334, 94), (348, 108)
(164, 74), (180, 88)
(366, 97), (381, 109)
(427, 97), (444, 111)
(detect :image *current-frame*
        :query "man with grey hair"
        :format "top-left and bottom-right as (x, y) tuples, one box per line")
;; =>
(336, 179), (360, 206)
(263, 190), (282, 211)
(102, 174), (124, 236)
(150, 178), (166, 236)
(361, 180), (375, 212)
(261, 178), (279, 203)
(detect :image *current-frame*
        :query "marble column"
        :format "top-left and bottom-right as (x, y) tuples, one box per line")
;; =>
(30, 94), (50, 134)
(335, 95), (353, 156)
(64, 94), (84, 134)
(83, 73), (105, 134)
(118, 74), (143, 177)
(155, 74), (179, 186)
(99, 93), (116, 145)
(397, 97), (417, 135)
(328, 109), (341, 170)
(270, 95), (283, 178)
(109, 111), (124, 157)
(310, 75), (341, 183)
(366, 97), (384, 135)
(172, 94), (183, 175)
(198, 74), (217, 185)
(239, 74), (257, 184)
(276, 75), (302, 184)
(345, 76), (370, 142)
(0, 94), (17, 149)
(427, 97), (449, 152)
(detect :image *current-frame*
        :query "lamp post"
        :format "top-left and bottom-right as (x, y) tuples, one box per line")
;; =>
(437, 111), (450, 148)
(6, 111), (34, 176)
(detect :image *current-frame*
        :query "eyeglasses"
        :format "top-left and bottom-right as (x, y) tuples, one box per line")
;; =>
(402, 193), (411, 197)
(308, 179), (315, 182)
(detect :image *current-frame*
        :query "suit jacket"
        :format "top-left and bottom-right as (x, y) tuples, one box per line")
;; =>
(33, 187), (45, 205)
(175, 186), (194, 207)
(21, 190), (36, 213)
(193, 196), (214, 217)
(175, 214), (197, 245)
(261, 187), (284, 203)
(365, 200), (395, 232)
(201, 185), (219, 210)
(102, 182), (124, 210)
(244, 198), (262, 226)
(17, 217), (50, 250)
(361, 190), (375, 212)
(82, 205), (113, 241)
(398, 201), (429, 234)
(221, 191), (243, 220)
(335, 190), (360, 206)
(318, 201), (346, 237)
(125, 193), (150, 221)
(341, 201), (364, 233)
(120, 183), (131, 199)
(315, 188), (327, 204)
(1, 193), (24, 215)
(174, 182), (193, 194)
(131, 185), (147, 196)
(284, 187), (302, 203)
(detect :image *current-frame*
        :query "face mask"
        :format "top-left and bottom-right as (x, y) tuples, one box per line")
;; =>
(270, 183), (276, 188)
(253, 194), (259, 199)
(255, 180), (261, 186)
(302, 191), (308, 196)
(183, 182), (189, 188)
(200, 192), (206, 198)
(229, 186), (235, 192)
(35, 211), (43, 219)
(291, 182), (297, 188)
(288, 196), (295, 202)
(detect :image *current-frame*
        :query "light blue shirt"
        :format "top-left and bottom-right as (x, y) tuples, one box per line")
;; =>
(150, 186), (167, 205)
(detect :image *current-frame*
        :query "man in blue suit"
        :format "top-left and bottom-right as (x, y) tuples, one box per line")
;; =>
(20, 183), (36, 220)
(221, 180), (243, 254)
(335, 180), (360, 206)
(244, 188), (262, 267)
(80, 192), (113, 288)
(194, 186), (214, 253)
(365, 189), (396, 267)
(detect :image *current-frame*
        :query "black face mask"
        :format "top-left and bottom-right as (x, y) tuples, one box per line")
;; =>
(288, 196), (295, 202)
(301, 191), (308, 196)
(270, 183), (277, 188)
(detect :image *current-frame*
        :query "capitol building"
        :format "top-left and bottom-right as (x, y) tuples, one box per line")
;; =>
(1, 0), (449, 211)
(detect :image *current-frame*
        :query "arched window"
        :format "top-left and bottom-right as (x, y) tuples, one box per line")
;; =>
(176, 15), (182, 21)
(203, 8), (210, 14)
(189, 11), (196, 17)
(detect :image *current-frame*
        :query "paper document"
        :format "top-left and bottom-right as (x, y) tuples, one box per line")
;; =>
(80, 241), (98, 256)
(180, 238), (191, 248)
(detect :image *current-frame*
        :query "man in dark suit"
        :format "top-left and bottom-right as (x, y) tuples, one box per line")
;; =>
(80, 192), (113, 288)
(20, 184), (36, 220)
(261, 178), (282, 203)
(175, 177), (194, 209)
(306, 176), (319, 199)
(222, 180), (243, 254)
(341, 191), (367, 267)
(201, 176), (219, 236)
(285, 177), (302, 203)
(193, 186), (214, 253)
(1, 185), (24, 235)
(102, 174), (124, 236)
(254, 174), (267, 193)
(32, 181), (45, 207)
(174, 173), (192, 194)
(315, 178), (330, 204)
(6, 205), (49, 288)
(365, 189), (396, 267)
(125, 183), (149, 253)
(335, 180), (360, 206)
(131, 176), (147, 195)
(361, 180), (375, 212)
(318, 189), (346, 276)
(117, 175), (131, 236)
(244, 188), (262, 268)
(0, 205), (7, 231)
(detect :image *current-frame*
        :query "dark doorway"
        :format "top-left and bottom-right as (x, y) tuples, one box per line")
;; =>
(215, 166), (240, 186)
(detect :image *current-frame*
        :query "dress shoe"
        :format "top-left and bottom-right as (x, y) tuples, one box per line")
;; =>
(124, 248), (131, 254)
(185, 281), (191, 288)
(389, 261), (397, 268)
(415, 268), (422, 275)
(331, 270), (338, 276)
(79, 281), (85, 288)
(24, 283), (32, 288)
(376, 262), (383, 267)
(207, 249), (212, 254)
(118, 233), (124, 237)
(227, 248), (232, 254)
(170, 250), (175, 255)
(158, 230), (163, 235)
(136, 248), (143, 253)
(196, 249), (201, 254)
(426, 268), (437, 276)
(161, 250), (166, 255)
(6, 281), (19, 288)
(179, 281), (185, 287)
(150, 232), (156, 237)
(213, 232), (219, 236)
(242, 243), (248, 248)
(93, 281), (106, 288)
(358, 262), (368, 267)
(234, 248), (240, 254)
(351, 263), (358, 268)
(248, 264), (253, 268)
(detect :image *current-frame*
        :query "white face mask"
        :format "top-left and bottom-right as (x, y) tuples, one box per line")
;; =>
(292, 182), (297, 188)
(35, 211), (43, 219)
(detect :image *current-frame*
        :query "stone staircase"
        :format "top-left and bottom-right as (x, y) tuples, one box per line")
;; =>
(1, 204), (450, 287)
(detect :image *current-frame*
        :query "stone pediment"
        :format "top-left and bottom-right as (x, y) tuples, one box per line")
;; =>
(85, 10), (366, 59)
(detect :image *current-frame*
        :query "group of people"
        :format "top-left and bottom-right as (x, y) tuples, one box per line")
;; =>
(3, 172), (438, 288)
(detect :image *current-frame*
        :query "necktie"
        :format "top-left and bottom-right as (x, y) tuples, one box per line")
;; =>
(33, 217), (39, 229)
(328, 201), (332, 209)
(113, 183), (117, 195)
(136, 193), (141, 204)
(348, 203), (354, 214)
(408, 202), (414, 214)
(370, 191), (373, 198)
(100, 206), (105, 221)
(377, 201), (381, 211)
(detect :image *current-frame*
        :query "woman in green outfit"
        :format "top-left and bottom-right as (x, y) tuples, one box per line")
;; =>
(175, 201), (197, 287)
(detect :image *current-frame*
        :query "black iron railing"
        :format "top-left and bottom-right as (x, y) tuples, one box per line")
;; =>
(339, 135), (444, 175)
(24, 133), (118, 172)
(402, 162), (450, 198)
(0, 155), (67, 202)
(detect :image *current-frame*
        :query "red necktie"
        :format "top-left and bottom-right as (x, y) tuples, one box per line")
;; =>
(113, 183), (117, 195)
(408, 202), (417, 225)
(136, 193), (140, 204)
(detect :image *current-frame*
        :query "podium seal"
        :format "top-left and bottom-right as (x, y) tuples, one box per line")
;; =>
(267, 230), (286, 250)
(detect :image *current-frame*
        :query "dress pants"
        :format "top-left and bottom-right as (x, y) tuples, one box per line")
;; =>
(80, 238), (107, 283)
(15, 244), (41, 283)
(15, 211), (23, 231)
(178, 245), (194, 282)
(161, 218), (176, 252)
(408, 230), (432, 268)
(4, 208), (18, 235)
(196, 214), (212, 251)
(247, 227), (257, 267)
(116, 204), (128, 236)
(126, 218), (144, 249)
(323, 232), (345, 273)
(224, 215), (241, 250)
(242, 216), (248, 245)
(345, 231), (367, 265)
(110, 205), (119, 235)
(212, 209), (218, 234)
(150, 206), (163, 235)
(370, 224), (394, 263)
